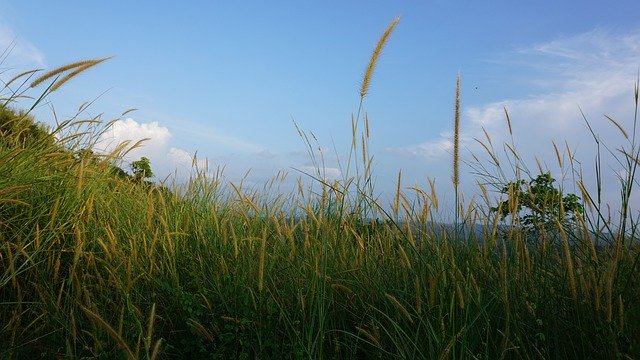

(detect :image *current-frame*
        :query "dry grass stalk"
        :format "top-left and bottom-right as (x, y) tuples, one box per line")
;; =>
(5, 69), (41, 89)
(50, 62), (103, 92)
(146, 303), (157, 348)
(556, 219), (577, 301)
(331, 283), (353, 295)
(356, 326), (381, 347)
(258, 229), (267, 291)
(360, 17), (400, 99)
(81, 306), (135, 360)
(605, 115), (629, 139)
(439, 327), (466, 360)
(428, 273), (437, 307)
(453, 73), (461, 189)
(618, 295), (625, 329)
(150, 339), (163, 360)
(394, 170), (402, 217)
(31, 57), (112, 90)
(605, 261), (617, 323)
(504, 107), (513, 136)
(188, 318), (214, 343)
(552, 141), (563, 168)
(365, 112), (370, 138)
(30, 59), (98, 87)
(414, 276), (422, 315)
(385, 293), (413, 323)
(455, 271), (465, 309)
(398, 244), (411, 270)
(428, 178), (438, 210)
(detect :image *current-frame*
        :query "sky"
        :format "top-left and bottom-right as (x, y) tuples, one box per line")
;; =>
(2, 1), (640, 219)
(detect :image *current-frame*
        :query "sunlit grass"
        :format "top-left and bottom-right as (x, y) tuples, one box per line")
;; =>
(1, 18), (639, 359)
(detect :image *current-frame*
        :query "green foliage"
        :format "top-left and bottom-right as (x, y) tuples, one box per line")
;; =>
(491, 173), (584, 238)
(0, 106), (54, 148)
(130, 156), (154, 180)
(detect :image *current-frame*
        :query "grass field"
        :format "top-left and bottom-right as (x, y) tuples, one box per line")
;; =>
(1, 19), (639, 359)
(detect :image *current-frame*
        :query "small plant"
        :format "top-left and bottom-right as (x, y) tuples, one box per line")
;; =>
(131, 156), (154, 181)
(491, 172), (584, 242)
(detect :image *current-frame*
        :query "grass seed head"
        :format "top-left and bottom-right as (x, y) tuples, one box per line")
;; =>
(360, 16), (400, 99)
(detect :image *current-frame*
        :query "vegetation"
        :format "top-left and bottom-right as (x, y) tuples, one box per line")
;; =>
(131, 157), (154, 181)
(1, 17), (639, 359)
(491, 173), (585, 247)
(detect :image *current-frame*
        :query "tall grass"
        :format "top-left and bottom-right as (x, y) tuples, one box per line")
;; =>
(1, 18), (639, 359)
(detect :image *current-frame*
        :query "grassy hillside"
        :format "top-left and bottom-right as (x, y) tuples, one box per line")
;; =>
(1, 20), (639, 359)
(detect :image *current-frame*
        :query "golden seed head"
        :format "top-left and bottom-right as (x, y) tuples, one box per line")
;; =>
(360, 16), (400, 99)
(453, 73), (461, 187)
(31, 56), (113, 91)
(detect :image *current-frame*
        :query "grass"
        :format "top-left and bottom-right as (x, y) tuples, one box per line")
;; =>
(1, 18), (639, 359)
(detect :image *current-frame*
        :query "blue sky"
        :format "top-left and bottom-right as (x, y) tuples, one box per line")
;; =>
(2, 1), (640, 217)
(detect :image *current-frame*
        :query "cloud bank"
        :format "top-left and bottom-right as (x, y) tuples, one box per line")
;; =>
(95, 117), (285, 184)
(97, 118), (171, 160)
(388, 28), (640, 213)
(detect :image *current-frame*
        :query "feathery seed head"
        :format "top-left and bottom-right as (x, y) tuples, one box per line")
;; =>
(360, 16), (400, 99)
(31, 57), (113, 91)
(453, 73), (461, 187)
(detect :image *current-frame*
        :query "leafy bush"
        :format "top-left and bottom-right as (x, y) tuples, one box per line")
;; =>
(491, 173), (584, 244)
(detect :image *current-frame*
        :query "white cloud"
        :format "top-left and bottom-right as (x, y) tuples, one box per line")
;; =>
(167, 147), (211, 172)
(168, 147), (192, 166)
(298, 165), (342, 181)
(526, 28), (639, 67)
(95, 119), (223, 181)
(0, 23), (45, 68)
(389, 28), (640, 213)
(460, 30), (637, 175)
(386, 132), (453, 159)
(96, 118), (171, 160)
(92, 118), (283, 184)
(396, 29), (639, 160)
(171, 121), (264, 154)
(256, 148), (276, 158)
(94, 118), (178, 180)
